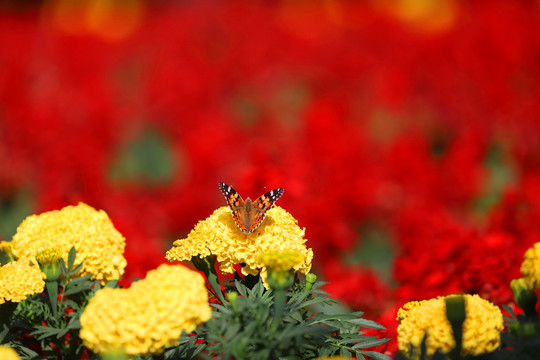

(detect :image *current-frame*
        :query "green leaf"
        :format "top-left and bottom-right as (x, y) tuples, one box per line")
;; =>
(352, 338), (390, 349)
(64, 282), (94, 296)
(350, 318), (387, 330)
(105, 280), (119, 288)
(67, 246), (77, 272)
(59, 259), (68, 277)
(68, 261), (86, 278)
(358, 350), (393, 360)
(65, 274), (94, 287)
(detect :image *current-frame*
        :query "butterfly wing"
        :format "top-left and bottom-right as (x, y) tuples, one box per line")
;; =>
(248, 188), (284, 233)
(219, 182), (249, 233)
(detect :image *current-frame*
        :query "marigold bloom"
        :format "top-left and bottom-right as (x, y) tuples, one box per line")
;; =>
(166, 206), (313, 282)
(0, 261), (45, 304)
(36, 248), (63, 281)
(80, 264), (211, 355)
(0, 346), (21, 360)
(11, 203), (127, 283)
(397, 294), (503, 358)
(520, 242), (540, 290)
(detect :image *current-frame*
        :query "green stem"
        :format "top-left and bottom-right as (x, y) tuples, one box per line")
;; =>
(46, 280), (58, 318)
(273, 289), (286, 327)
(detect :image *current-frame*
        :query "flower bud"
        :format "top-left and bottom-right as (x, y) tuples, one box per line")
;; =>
(36, 248), (62, 281)
(0, 241), (15, 265)
(511, 278), (538, 317)
(228, 291), (239, 311)
(267, 268), (294, 290)
(305, 273), (317, 291)
(258, 251), (304, 290)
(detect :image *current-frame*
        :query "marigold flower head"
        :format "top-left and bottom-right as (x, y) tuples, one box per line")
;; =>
(397, 294), (503, 359)
(520, 242), (540, 290)
(0, 261), (45, 304)
(80, 264), (211, 356)
(11, 203), (127, 283)
(166, 206), (313, 285)
(0, 346), (21, 360)
(36, 248), (63, 281)
(35, 248), (63, 266)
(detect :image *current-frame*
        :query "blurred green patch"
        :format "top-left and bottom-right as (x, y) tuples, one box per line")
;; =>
(472, 142), (517, 215)
(349, 223), (396, 283)
(108, 129), (177, 186)
(0, 189), (34, 240)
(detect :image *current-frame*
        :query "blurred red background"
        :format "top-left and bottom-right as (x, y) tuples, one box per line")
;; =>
(1, 0), (540, 354)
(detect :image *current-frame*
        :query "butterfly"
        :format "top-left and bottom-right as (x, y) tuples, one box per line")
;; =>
(219, 182), (284, 234)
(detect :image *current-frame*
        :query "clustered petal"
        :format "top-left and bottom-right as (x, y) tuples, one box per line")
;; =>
(0, 346), (21, 360)
(0, 261), (45, 304)
(258, 250), (305, 272)
(80, 264), (211, 356)
(397, 294), (503, 359)
(11, 203), (127, 283)
(520, 242), (540, 290)
(166, 206), (313, 280)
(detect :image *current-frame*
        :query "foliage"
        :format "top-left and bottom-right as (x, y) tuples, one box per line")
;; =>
(2, 247), (118, 359)
(160, 256), (392, 360)
(0, 248), (391, 360)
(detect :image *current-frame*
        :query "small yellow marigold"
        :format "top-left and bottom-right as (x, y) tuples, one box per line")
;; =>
(0, 261), (45, 304)
(166, 206), (313, 283)
(11, 203), (127, 283)
(397, 294), (503, 359)
(80, 264), (211, 356)
(520, 242), (540, 290)
(0, 346), (21, 360)
(35, 248), (63, 266)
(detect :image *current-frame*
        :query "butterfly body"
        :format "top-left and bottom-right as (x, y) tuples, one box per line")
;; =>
(219, 182), (284, 234)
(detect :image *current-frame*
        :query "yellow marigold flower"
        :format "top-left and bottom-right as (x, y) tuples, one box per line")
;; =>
(35, 248), (62, 265)
(397, 294), (503, 359)
(0, 345), (21, 360)
(520, 242), (540, 290)
(80, 264), (211, 356)
(11, 203), (127, 283)
(0, 261), (45, 304)
(166, 206), (313, 284)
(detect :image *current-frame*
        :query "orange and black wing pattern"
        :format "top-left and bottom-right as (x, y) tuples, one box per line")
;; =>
(219, 182), (248, 233)
(219, 182), (284, 234)
(249, 188), (284, 233)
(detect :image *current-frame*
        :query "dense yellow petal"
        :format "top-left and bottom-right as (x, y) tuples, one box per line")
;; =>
(521, 242), (540, 290)
(0, 261), (45, 304)
(80, 264), (211, 355)
(11, 203), (127, 283)
(166, 206), (313, 286)
(397, 294), (503, 358)
(0, 346), (21, 360)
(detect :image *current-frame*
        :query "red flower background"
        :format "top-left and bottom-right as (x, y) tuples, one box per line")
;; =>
(1, 0), (539, 355)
